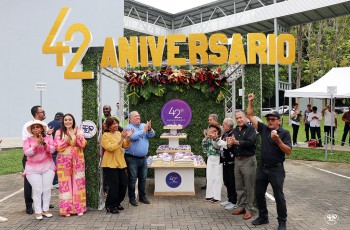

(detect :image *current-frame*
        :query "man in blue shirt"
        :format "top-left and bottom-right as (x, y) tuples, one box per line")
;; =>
(124, 111), (155, 206)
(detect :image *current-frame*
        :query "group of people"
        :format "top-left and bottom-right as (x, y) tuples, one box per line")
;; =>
(22, 106), (87, 220)
(12, 99), (348, 228)
(202, 93), (291, 230)
(291, 103), (350, 147)
(20, 104), (155, 220)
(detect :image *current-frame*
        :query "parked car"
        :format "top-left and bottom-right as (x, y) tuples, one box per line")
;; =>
(335, 107), (344, 114)
(261, 108), (277, 117)
(335, 106), (349, 114)
(276, 106), (289, 115)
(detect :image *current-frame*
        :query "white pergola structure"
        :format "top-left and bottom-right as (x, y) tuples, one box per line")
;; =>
(123, 0), (350, 115)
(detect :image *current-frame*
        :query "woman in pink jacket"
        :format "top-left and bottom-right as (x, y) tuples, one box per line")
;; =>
(54, 113), (87, 217)
(23, 120), (56, 220)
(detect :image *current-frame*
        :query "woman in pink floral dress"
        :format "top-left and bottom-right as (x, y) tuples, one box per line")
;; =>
(54, 113), (87, 217)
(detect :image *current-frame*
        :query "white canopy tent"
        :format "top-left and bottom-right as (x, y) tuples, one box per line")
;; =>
(285, 67), (350, 98)
(285, 67), (350, 156)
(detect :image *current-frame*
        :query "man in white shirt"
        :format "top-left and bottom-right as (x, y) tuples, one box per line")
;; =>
(21, 105), (53, 214)
(115, 102), (121, 119)
(290, 103), (302, 146)
(322, 105), (337, 145)
(307, 106), (323, 147)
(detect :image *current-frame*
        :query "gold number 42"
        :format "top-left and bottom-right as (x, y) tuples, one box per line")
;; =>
(42, 7), (93, 79)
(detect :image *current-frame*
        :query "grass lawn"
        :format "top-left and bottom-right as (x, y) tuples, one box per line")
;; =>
(0, 148), (23, 175)
(287, 147), (350, 163)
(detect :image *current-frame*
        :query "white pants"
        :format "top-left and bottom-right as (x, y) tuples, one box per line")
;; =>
(26, 170), (55, 214)
(206, 155), (223, 200)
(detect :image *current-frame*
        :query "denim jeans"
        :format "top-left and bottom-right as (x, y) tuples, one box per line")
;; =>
(125, 155), (148, 201)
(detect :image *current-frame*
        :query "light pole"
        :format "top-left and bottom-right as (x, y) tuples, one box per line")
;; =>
(35, 82), (47, 106)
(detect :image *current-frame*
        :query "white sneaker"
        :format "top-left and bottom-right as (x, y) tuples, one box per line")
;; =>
(0, 216), (8, 222)
(220, 201), (231, 207)
(225, 203), (239, 210)
(52, 184), (59, 189)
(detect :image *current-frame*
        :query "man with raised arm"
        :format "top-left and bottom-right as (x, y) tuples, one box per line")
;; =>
(247, 93), (292, 230)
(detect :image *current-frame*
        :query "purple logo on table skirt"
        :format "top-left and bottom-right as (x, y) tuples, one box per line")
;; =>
(166, 172), (182, 188)
(161, 99), (192, 128)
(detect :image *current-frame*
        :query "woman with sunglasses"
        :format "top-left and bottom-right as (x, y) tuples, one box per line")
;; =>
(23, 120), (56, 220)
(54, 113), (87, 217)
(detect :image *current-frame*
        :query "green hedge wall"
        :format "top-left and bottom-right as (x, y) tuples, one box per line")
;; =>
(81, 51), (101, 209)
(244, 65), (262, 165)
(129, 88), (225, 176)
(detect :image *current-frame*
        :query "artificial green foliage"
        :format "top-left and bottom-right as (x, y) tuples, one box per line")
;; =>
(81, 51), (101, 209)
(244, 65), (262, 165)
(128, 89), (225, 176)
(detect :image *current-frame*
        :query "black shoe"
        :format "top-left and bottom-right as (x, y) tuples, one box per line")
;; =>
(129, 199), (138, 206)
(49, 204), (54, 209)
(278, 221), (287, 230)
(252, 216), (269, 225)
(201, 184), (206, 189)
(139, 197), (150, 204)
(105, 207), (119, 214)
(26, 206), (34, 214)
(117, 205), (124, 210)
(341, 143), (344, 146)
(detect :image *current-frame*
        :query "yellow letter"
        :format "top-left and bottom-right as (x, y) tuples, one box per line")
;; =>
(118, 36), (138, 68)
(277, 34), (296, 65)
(101, 37), (118, 68)
(148, 36), (165, 67)
(209, 33), (228, 65)
(167, 34), (186, 66)
(267, 34), (276, 65)
(228, 34), (246, 65)
(139, 36), (148, 67)
(247, 33), (267, 64)
(188, 34), (208, 65)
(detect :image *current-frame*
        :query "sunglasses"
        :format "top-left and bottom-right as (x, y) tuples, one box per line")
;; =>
(267, 117), (279, 122)
(31, 125), (42, 129)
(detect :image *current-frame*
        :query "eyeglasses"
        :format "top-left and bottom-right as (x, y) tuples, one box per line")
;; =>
(37, 111), (45, 114)
(267, 117), (279, 122)
(31, 125), (42, 129)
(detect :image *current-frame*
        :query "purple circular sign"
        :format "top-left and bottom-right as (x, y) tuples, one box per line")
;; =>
(161, 99), (192, 128)
(165, 172), (182, 188)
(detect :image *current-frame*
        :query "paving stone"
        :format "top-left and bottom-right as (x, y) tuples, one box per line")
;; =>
(1, 160), (350, 229)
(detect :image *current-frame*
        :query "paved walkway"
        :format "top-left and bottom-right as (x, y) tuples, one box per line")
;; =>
(1, 159), (350, 230)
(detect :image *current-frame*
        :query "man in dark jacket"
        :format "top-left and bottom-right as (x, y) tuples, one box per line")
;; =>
(219, 117), (237, 210)
(48, 112), (64, 187)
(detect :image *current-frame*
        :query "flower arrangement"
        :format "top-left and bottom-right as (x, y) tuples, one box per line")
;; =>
(124, 66), (228, 105)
